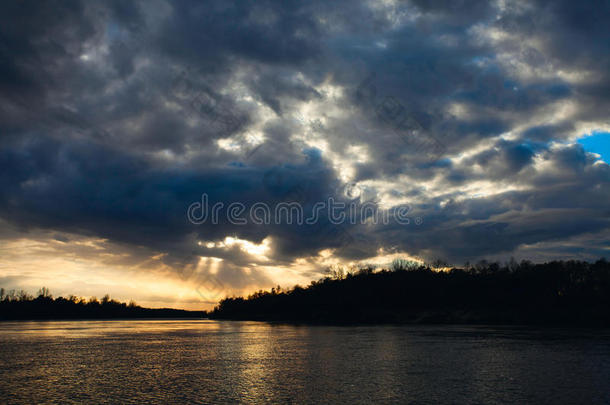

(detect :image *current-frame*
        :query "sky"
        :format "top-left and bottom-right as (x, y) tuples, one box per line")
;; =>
(578, 132), (610, 162)
(1, 0), (609, 309)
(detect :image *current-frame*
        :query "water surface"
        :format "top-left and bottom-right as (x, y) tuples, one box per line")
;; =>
(1, 320), (609, 404)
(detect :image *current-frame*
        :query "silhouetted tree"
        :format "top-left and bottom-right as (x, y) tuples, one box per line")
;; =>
(391, 259), (420, 272)
(211, 259), (610, 326)
(37, 287), (51, 299)
(0, 289), (206, 320)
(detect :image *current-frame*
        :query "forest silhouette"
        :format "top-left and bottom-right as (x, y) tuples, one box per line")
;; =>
(0, 288), (205, 320)
(211, 259), (610, 326)
(3, 259), (609, 324)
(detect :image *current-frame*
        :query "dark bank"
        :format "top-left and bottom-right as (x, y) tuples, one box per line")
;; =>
(0, 289), (205, 320)
(211, 259), (610, 326)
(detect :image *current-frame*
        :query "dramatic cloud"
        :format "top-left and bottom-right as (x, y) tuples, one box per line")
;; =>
(1, 0), (608, 308)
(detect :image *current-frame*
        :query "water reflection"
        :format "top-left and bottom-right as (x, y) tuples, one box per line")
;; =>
(0, 321), (609, 404)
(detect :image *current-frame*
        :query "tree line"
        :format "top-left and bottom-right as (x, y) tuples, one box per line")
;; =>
(0, 288), (205, 320)
(210, 259), (610, 325)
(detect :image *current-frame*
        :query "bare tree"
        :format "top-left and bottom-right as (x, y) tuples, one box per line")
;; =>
(37, 287), (51, 299)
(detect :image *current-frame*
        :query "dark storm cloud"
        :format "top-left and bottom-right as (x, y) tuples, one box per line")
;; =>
(1, 0), (609, 288)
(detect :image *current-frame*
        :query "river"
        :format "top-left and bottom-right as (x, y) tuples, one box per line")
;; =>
(1, 320), (609, 404)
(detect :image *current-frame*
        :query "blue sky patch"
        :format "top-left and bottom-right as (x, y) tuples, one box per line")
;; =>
(578, 132), (610, 162)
